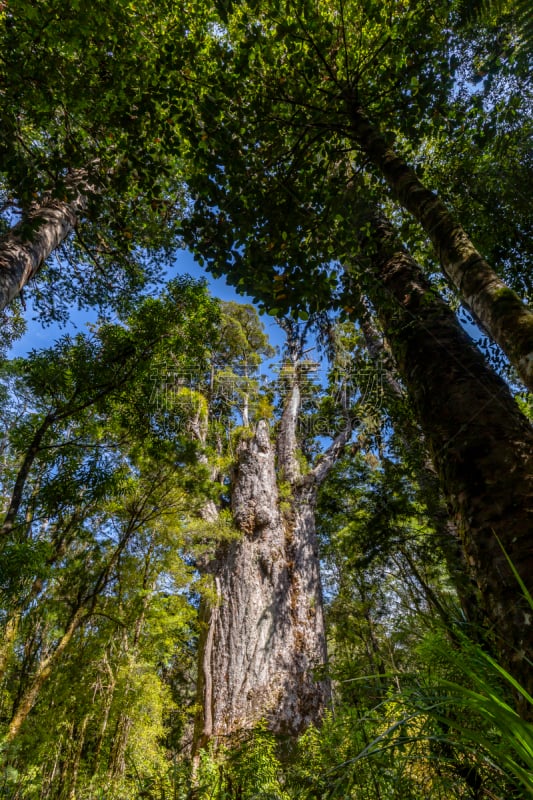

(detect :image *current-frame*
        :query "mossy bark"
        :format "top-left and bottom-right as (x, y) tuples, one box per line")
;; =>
(358, 214), (533, 708)
(349, 105), (533, 392)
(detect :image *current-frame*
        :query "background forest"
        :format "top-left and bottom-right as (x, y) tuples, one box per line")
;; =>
(0, 0), (532, 798)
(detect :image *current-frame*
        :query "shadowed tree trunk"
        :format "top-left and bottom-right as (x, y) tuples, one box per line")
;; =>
(358, 303), (482, 626)
(194, 348), (352, 752)
(348, 104), (533, 391)
(351, 213), (533, 709)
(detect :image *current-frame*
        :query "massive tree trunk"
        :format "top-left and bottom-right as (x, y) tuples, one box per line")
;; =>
(0, 183), (86, 312)
(348, 104), (533, 392)
(194, 421), (329, 748)
(353, 213), (533, 707)
(193, 359), (352, 751)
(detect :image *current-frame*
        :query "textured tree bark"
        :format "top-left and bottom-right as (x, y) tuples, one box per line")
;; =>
(359, 303), (482, 625)
(356, 214), (533, 708)
(348, 105), (533, 391)
(194, 420), (330, 747)
(0, 186), (86, 312)
(192, 329), (356, 753)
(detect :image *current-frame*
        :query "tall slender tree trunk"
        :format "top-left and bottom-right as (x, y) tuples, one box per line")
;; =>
(0, 185), (86, 311)
(5, 606), (86, 742)
(67, 714), (90, 800)
(352, 213), (533, 707)
(108, 712), (134, 780)
(348, 104), (533, 391)
(91, 654), (117, 776)
(106, 579), (152, 779)
(0, 613), (20, 684)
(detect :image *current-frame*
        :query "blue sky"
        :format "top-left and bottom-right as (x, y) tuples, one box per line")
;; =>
(9, 248), (287, 357)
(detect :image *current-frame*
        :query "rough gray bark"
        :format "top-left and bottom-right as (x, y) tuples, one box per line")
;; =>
(193, 352), (353, 749)
(194, 421), (329, 746)
(0, 182), (86, 312)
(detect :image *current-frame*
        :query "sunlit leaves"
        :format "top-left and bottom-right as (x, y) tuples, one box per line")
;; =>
(0, 0), (212, 318)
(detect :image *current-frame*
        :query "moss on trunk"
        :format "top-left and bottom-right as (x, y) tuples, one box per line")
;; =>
(356, 214), (533, 711)
(349, 105), (533, 391)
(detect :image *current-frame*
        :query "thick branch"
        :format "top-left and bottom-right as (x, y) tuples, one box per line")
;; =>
(0, 188), (87, 312)
(309, 422), (354, 486)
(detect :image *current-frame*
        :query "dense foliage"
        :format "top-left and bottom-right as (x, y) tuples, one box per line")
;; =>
(0, 0), (531, 797)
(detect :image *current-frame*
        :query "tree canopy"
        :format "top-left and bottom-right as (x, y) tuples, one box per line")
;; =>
(0, 1), (532, 797)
